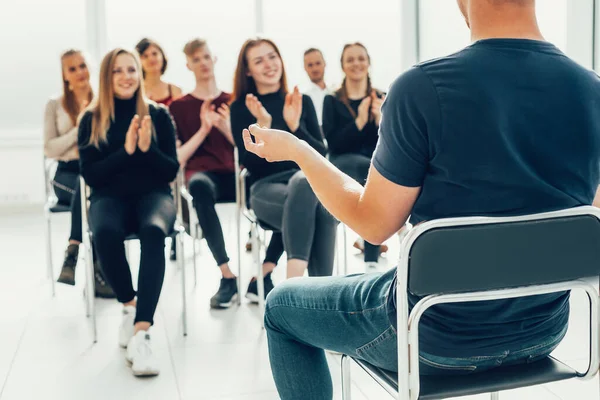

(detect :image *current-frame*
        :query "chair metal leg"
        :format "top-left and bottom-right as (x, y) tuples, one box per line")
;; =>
(84, 233), (97, 343)
(193, 224), (198, 288)
(490, 393), (500, 400)
(252, 224), (265, 326)
(341, 354), (352, 400)
(178, 230), (187, 336)
(45, 210), (56, 296)
(342, 224), (348, 275)
(235, 204), (242, 306)
(125, 240), (130, 262)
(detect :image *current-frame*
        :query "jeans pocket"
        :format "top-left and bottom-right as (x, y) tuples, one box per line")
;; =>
(355, 327), (398, 371)
(419, 352), (477, 375)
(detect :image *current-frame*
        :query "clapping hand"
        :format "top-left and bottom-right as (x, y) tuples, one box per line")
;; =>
(245, 94), (272, 128)
(137, 115), (152, 152)
(283, 86), (303, 132)
(124, 115), (140, 155)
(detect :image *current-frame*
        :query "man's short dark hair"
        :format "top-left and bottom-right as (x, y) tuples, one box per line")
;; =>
(304, 48), (323, 58)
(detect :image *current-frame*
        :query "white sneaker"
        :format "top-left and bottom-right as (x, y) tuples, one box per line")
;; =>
(365, 262), (379, 270)
(118, 305), (136, 348)
(126, 330), (160, 377)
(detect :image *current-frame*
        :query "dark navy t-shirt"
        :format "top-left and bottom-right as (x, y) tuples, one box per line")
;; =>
(375, 39), (600, 357)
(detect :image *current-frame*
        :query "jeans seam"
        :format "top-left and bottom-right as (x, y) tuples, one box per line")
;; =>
(355, 326), (396, 354)
(267, 301), (387, 314)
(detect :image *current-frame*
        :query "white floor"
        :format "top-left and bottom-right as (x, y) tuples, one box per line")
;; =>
(0, 204), (598, 400)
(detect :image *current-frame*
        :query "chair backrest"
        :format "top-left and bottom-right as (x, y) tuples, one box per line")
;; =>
(406, 207), (600, 296)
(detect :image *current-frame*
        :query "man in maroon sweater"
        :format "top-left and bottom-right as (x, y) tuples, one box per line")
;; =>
(170, 39), (283, 308)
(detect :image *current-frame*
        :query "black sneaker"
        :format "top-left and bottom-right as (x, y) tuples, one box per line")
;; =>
(245, 273), (274, 304)
(94, 261), (117, 299)
(57, 244), (78, 285)
(210, 277), (238, 309)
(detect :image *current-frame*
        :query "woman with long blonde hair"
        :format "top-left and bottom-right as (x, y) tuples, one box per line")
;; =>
(43, 49), (115, 298)
(78, 48), (179, 377)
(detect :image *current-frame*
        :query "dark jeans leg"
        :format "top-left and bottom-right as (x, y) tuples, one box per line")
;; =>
(52, 167), (82, 243)
(89, 196), (135, 303)
(331, 153), (380, 262)
(134, 191), (176, 324)
(187, 171), (233, 266)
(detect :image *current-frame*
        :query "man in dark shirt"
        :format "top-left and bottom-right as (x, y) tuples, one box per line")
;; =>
(240, 1), (600, 399)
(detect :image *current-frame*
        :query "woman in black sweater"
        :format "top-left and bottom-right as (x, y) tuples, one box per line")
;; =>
(323, 42), (386, 267)
(78, 48), (178, 377)
(231, 38), (337, 297)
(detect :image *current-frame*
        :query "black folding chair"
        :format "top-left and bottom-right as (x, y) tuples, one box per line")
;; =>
(341, 206), (600, 399)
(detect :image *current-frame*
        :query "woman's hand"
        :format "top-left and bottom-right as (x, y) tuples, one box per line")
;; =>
(242, 124), (301, 162)
(370, 91), (385, 126)
(355, 96), (372, 130)
(137, 115), (152, 152)
(283, 86), (303, 132)
(245, 94), (272, 128)
(124, 115), (140, 155)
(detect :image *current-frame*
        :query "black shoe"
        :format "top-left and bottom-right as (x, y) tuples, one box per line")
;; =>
(210, 277), (238, 309)
(169, 240), (177, 261)
(57, 244), (78, 286)
(94, 261), (116, 299)
(245, 273), (274, 304)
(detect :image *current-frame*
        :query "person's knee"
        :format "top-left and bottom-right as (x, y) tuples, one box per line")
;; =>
(288, 172), (314, 199)
(188, 175), (216, 202)
(138, 223), (167, 242)
(93, 225), (124, 248)
(264, 282), (294, 332)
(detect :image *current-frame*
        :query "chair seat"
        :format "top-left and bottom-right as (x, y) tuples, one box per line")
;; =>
(352, 356), (578, 399)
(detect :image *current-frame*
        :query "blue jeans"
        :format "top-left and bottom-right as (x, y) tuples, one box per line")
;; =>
(264, 268), (567, 400)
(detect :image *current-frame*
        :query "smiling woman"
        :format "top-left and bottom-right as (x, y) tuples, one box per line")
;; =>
(135, 38), (182, 106)
(77, 47), (179, 378)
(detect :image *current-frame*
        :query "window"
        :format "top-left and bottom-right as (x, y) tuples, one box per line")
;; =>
(418, 0), (568, 62)
(0, 0), (86, 134)
(105, 0), (255, 94)
(263, 0), (403, 92)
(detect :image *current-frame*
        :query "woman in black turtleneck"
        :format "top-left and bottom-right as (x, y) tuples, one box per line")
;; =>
(230, 38), (337, 298)
(323, 43), (386, 268)
(78, 49), (178, 377)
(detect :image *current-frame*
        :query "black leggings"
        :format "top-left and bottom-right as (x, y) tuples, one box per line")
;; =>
(52, 161), (82, 243)
(187, 170), (284, 267)
(250, 170), (337, 277)
(89, 191), (176, 324)
(330, 153), (380, 262)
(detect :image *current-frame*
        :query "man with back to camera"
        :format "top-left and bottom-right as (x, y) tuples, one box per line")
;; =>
(240, 0), (600, 398)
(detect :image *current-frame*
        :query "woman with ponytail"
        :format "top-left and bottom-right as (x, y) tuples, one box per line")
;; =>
(322, 42), (387, 268)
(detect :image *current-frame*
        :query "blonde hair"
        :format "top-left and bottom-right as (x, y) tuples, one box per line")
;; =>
(87, 48), (150, 148)
(183, 38), (208, 57)
(60, 49), (93, 126)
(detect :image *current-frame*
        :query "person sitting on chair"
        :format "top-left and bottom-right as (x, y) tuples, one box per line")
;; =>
(170, 38), (284, 308)
(44, 49), (115, 298)
(240, 0), (600, 398)
(78, 48), (179, 377)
